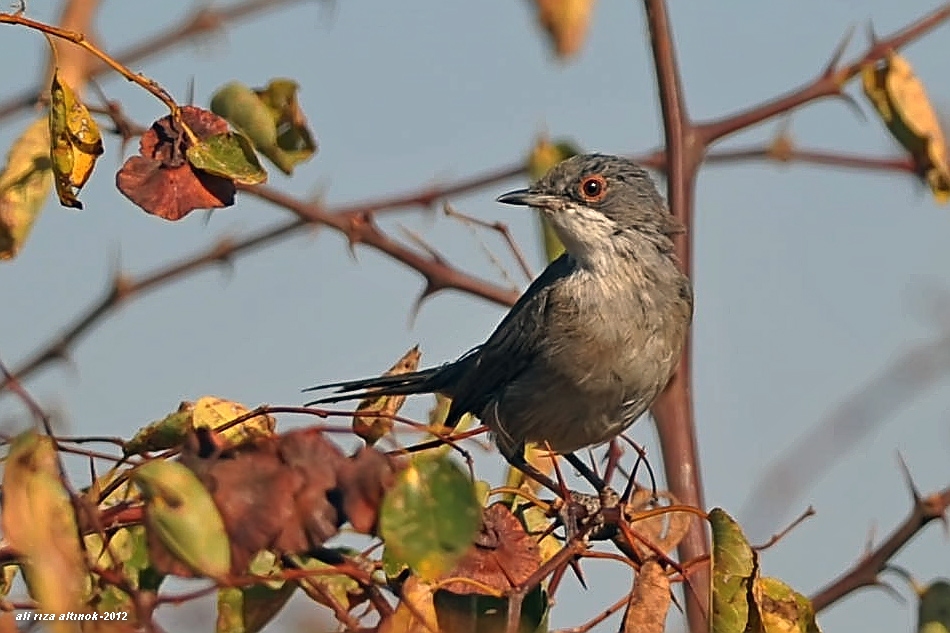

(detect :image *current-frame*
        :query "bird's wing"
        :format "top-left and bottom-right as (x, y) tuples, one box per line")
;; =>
(445, 253), (575, 425)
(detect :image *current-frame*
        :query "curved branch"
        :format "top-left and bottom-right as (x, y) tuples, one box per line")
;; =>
(696, 4), (950, 145)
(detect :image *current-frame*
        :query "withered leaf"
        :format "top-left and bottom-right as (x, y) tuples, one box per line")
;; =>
(116, 106), (235, 220)
(622, 560), (671, 633)
(353, 345), (422, 445)
(625, 488), (692, 558)
(439, 502), (540, 595)
(179, 427), (400, 575)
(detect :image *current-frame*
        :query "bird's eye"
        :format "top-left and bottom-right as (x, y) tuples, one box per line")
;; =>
(579, 175), (607, 201)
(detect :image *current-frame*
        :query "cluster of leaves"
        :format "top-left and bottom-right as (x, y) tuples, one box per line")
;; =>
(0, 72), (317, 259)
(4, 381), (889, 633)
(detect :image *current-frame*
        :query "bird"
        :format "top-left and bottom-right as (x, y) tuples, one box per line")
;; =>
(305, 153), (693, 489)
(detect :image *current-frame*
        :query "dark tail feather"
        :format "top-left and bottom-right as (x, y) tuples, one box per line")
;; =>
(303, 367), (445, 406)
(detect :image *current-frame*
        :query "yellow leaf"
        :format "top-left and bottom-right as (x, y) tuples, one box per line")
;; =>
(534, 0), (596, 60)
(353, 345), (422, 445)
(861, 51), (950, 203)
(48, 70), (103, 209)
(1, 433), (86, 631)
(190, 396), (276, 445)
(0, 117), (53, 260)
(380, 576), (438, 633)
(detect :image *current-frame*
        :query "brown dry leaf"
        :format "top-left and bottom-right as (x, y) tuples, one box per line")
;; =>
(0, 117), (53, 260)
(179, 427), (399, 574)
(861, 50), (950, 203)
(534, 0), (596, 60)
(353, 345), (422, 445)
(380, 576), (439, 633)
(626, 488), (692, 558)
(116, 106), (235, 220)
(439, 502), (540, 595)
(622, 559), (671, 633)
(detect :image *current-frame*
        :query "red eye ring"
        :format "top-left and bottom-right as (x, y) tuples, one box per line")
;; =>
(579, 175), (607, 201)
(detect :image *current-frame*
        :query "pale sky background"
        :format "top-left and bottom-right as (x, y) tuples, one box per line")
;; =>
(1, 1), (949, 631)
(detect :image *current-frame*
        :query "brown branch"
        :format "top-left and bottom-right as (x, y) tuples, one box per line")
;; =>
(641, 2), (708, 631)
(0, 163), (523, 392)
(0, 220), (300, 392)
(696, 4), (950, 146)
(810, 484), (950, 611)
(704, 145), (916, 174)
(0, 0), (310, 122)
(240, 175), (523, 308)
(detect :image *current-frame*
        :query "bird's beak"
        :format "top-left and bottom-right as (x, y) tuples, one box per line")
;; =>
(496, 189), (558, 207)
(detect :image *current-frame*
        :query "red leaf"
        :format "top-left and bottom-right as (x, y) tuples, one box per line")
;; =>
(116, 106), (236, 221)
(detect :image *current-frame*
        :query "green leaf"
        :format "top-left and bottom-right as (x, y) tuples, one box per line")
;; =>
(919, 580), (950, 633)
(210, 79), (317, 175)
(131, 459), (231, 582)
(379, 456), (481, 581)
(186, 132), (267, 185)
(216, 582), (296, 633)
(709, 507), (757, 633)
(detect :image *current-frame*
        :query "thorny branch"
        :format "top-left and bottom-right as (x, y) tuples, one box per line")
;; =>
(810, 483), (950, 611)
(637, 2), (950, 632)
(0, 1), (947, 631)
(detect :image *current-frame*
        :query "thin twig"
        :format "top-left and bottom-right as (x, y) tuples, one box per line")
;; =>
(0, 0), (309, 122)
(443, 200), (535, 282)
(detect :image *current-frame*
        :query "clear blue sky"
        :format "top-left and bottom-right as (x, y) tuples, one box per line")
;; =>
(1, 1), (949, 631)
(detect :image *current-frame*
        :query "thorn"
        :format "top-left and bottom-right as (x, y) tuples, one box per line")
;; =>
(896, 452), (921, 502)
(399, 225), (447, 265)
(603, 439), (622, 487)
(112, 272), (135, 305)
(863, 521), (877, 556)
(875, 579), (907, 604)
(833, 90), (867, 123)
(568, 557), (588, 590)
(769, 125), (795, 162)
(344, 213), (369, 260)
(823, 23), (857, 78)
(408, 281), (440, 327)
(866, 20), (879, 47)
(883, 564), (923, 596)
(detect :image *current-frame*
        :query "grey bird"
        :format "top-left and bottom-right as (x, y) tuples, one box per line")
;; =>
(305, 154), (693, 486)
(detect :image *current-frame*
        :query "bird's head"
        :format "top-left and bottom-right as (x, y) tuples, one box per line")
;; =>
(497, 153), (681, 270)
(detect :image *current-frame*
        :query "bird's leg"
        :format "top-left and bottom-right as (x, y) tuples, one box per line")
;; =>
(501, 445), (561, 496)
(563, 452), (607, 491)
